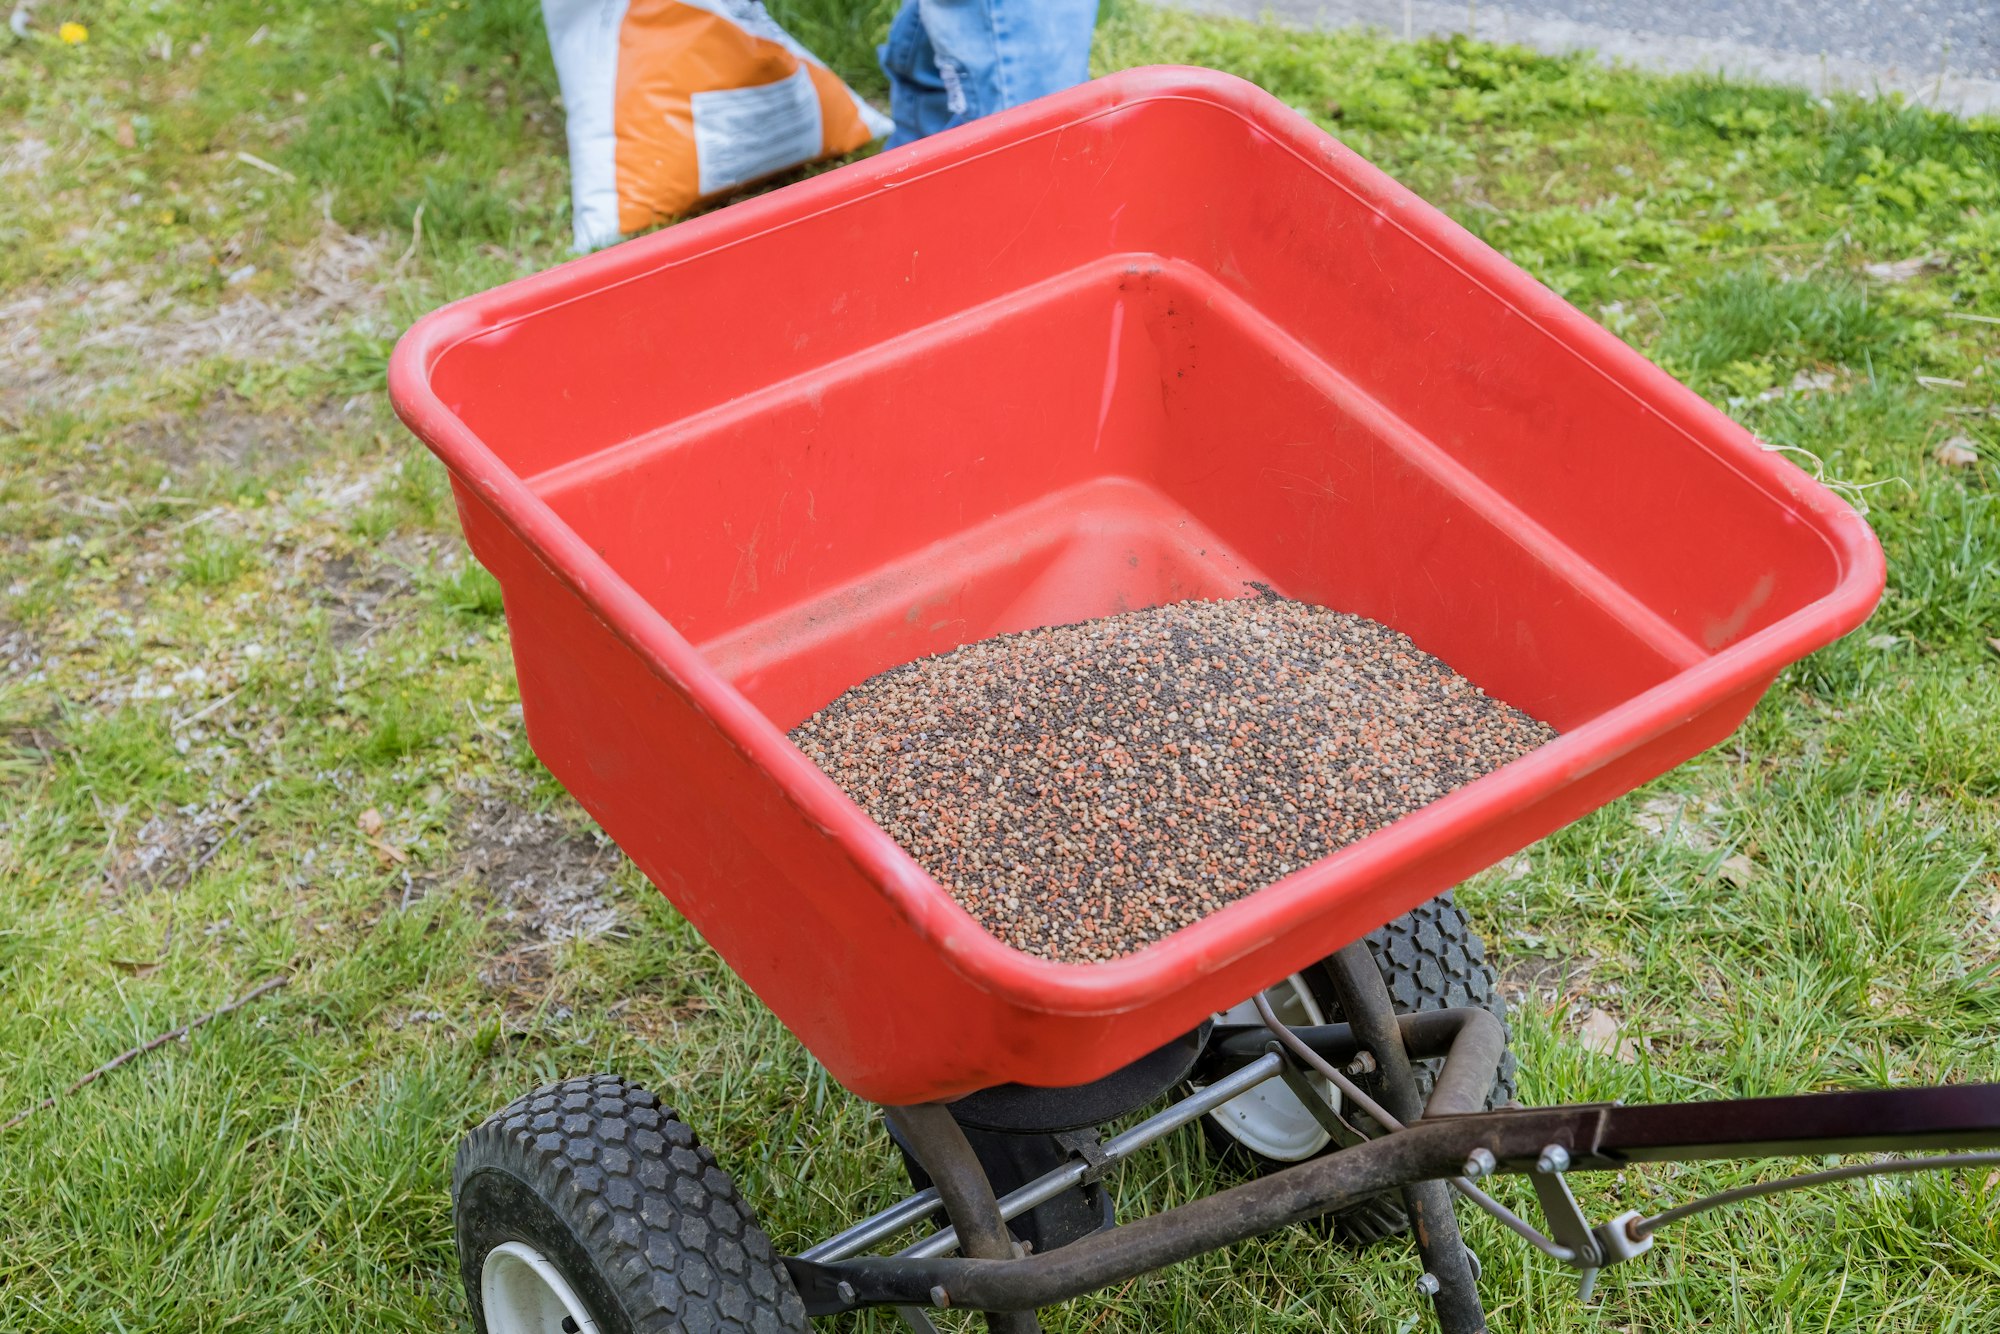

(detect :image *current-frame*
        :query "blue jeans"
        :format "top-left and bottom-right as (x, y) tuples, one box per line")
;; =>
(879, 0), (1099, 148)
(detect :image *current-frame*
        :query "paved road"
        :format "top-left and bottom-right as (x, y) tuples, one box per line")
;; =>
(1520, 0), (1997, 80)
(1168, 0), (2000, 114)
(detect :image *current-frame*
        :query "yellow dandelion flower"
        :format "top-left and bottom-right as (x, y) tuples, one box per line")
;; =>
(59, 20), (90, 44)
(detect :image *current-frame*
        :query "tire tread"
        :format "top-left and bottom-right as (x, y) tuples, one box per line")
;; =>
(454, 1074), (806, 1334)
(1353, 891), (1520, 1111)
(1310, 892), (1517, 1246)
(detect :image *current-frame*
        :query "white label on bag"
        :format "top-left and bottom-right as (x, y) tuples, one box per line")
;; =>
(691, 66), (824, 197)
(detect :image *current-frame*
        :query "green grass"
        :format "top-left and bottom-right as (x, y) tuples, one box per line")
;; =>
(1657, 267), (1890, 388)
(2, 1), (1998, 1331)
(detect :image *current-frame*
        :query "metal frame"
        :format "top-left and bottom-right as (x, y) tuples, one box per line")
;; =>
(1320, 942), (1483, 1330)
(879, 1105), (1041, 1334)
(786, 968), (2000, 1331)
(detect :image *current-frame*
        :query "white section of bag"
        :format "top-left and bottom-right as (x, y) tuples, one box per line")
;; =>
(855, 92), (895, 140)
(542, 0), (631, 250)
(691, 66), (825, 197)
(676, 0), (895, 138)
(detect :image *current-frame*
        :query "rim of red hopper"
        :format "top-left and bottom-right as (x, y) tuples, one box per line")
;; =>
(389, 65), (1885, 1020)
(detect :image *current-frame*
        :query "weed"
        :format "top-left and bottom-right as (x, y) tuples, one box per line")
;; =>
(177, 529), (255, 588)
(1651, 76), (1814, 139)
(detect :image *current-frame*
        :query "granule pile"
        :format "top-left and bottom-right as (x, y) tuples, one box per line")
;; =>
(791, 596), (1555, 963)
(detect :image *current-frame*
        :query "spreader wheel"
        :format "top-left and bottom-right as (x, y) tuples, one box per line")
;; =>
(1314, 891), (1519, 1128)
(453, 1074), (807, 1334)
(1200, 893), (1516, 1245)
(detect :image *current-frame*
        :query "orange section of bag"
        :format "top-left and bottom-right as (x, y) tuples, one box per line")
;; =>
(614, 0), (876, 235)
(805, 61), (872, 158)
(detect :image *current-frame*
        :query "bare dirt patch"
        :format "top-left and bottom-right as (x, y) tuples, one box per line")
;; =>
(317, 552), (403, 646)
(72, 225), (388, 369)
(1629, 793), (1726, 852)
(314, 533), (442, 646)
(103, 801), (252, 897)
(0, 617), (43, 678)
(121, 387), (358, 478)
(1498, 948), (1599, 1010)
(0, 224), (390, 420)
(448, 795), (626, 996)
(608, 993), (714, 1042)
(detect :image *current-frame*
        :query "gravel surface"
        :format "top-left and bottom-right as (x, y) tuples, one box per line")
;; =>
(1167, 0), (2000, 114)
(793, 596), (1554, 963)
(1507, 0), (1998, 80)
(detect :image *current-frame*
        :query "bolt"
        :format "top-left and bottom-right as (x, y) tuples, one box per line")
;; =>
(930, 1285), (951, 1309)
(1345, 1051), (1378, 1076)
(1415, 1272), (1441, 1297)
(560, 1320), (580, 1334)
(1461, 1147), (1496, 1180)
(1536, 1144), (1571, 1175)
(835, 1281), (858, 1306)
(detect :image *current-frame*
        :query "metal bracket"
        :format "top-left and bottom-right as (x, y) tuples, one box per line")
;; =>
(1053, 1128), (1112, 1184)
(1592, 1211), (1655, 1267)
(1524, 1149), (1661, 1302)
(1528, 1154), (1604, 1301)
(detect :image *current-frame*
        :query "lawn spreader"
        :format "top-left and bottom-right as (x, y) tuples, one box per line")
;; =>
(389, 67), (2000, 1333)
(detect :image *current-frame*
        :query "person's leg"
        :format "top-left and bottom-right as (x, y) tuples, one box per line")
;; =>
(913, 0), (1098, 133)
(879, 0), (956, 148)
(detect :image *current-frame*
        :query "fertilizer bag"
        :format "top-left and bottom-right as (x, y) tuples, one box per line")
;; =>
(544, 0), (891, 250)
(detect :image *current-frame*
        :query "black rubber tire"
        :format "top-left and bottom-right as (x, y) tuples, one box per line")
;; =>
(1308, 890), (1519, 1127)
(1203, 892), (1516, 1247)
(453, 1074), (808, 1334)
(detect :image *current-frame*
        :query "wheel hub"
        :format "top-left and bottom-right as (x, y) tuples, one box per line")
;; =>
(1197, 975), (1339, 1161)
(481, 1240), (600, 1334)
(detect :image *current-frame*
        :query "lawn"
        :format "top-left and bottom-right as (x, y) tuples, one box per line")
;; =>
(1, 1), (1996, 1330)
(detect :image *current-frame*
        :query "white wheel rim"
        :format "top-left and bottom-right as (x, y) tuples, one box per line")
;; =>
(481, 1240), (602, 1334)
(1197, 975), (1339, 1162)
